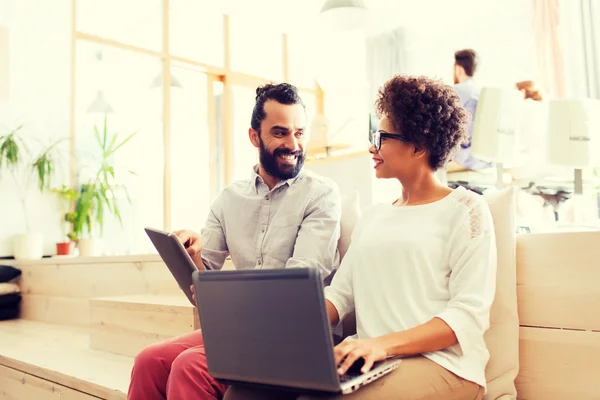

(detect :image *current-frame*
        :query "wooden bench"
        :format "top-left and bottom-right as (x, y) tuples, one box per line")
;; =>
(0, 255), (182, 399)
(0, 319), (131, 399)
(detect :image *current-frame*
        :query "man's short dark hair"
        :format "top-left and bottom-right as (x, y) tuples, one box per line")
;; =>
(454, 49), (478, 77)
(251, 83), (305, 133)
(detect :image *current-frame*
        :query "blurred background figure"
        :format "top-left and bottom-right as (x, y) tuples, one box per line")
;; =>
(447, 49), (494, 173)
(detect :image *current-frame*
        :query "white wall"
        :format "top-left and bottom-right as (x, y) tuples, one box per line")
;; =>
(305, 153), (400, 209)
(404, 3), (537, 88)
(560, 0), (593, 99)
(0, 0), (71, 257)
(307, 0), (539, 155)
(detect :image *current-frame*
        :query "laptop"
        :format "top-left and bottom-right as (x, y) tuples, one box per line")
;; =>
(192, 268), (401, 395)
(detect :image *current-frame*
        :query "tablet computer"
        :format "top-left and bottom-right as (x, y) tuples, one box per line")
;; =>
(144, 227), (199, 306)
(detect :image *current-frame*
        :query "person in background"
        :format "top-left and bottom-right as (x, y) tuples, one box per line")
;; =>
(225, 75), (496, 400)
(127, 83), (342, 400)
(447, 49), (493, 173)
(514, 79), (545, 166)
(511, 80), (557, 231)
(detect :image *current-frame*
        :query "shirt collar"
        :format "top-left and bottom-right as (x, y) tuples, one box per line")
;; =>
(459, 77), (477, 87)
(250, 164), (304, 194)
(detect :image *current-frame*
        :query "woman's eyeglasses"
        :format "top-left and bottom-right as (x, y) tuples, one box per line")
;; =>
(370, 130), (408, 151)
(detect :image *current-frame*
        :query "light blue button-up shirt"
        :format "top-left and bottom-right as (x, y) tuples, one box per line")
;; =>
(453, 78), (493, 170)
(200, 165), (342, 279)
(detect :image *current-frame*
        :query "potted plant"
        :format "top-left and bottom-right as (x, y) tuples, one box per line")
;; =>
(71, 117), (137, 257)
(0, 125), (65, 260)
(51, 184), (79, 256)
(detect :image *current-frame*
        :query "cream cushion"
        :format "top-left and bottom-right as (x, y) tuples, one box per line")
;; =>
(0, 283), (20, 295)
(483, 186), (519, 399)
(337, 191), (361, 261)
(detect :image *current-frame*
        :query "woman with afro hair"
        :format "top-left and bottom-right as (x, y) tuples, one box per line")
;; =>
(225, 75), (497, 400)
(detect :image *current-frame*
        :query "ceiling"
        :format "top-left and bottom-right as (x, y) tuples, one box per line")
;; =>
(217, 0), (514, 36)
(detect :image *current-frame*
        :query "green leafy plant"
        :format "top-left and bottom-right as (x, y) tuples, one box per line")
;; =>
(0, 125), (26, 170)
(0, 125), (65, 232)
(71, 116), (137, 240)
(51, 184), (80, 242)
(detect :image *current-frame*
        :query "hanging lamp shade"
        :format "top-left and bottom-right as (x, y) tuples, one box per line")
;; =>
(87, 90), (114, 114)
(320, 0), (368, 31)
(150, 69), (183, 89)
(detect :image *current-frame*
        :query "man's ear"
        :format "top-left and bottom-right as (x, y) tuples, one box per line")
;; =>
(249, 128), (260, 149)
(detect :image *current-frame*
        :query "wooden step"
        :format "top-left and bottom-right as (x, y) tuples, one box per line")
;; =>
(0, 319), (131, 399)
(12, 254), (234, 328)
(90, 295), (199, 358)
(15, 255), (181, 328)
(0, 364), (100, 400)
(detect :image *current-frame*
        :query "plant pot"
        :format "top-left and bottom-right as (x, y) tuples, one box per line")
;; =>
(13, 233), (44, 260)
(56, 241), (75, 256)
(78, 238), (100, 257)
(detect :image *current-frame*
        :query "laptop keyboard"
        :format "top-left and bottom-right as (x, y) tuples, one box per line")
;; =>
(340, 371), (363, 382)
(339, 360), (383, 382)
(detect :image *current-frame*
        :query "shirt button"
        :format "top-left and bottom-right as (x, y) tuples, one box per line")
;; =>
(260, 227), (265, 233)
(265, 195), (270, 200)
(257, 259), (262, 266)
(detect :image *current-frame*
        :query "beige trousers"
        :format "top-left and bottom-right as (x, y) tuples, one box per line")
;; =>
(223, 356), (483, 400)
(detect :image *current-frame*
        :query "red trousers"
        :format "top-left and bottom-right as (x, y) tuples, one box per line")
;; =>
(128, 330), (228, 400)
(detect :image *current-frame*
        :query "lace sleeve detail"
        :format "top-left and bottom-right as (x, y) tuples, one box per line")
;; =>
(453, 192), (492, 239)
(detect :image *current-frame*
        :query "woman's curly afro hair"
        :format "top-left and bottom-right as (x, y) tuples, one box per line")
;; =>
(375, 75), (469, 170)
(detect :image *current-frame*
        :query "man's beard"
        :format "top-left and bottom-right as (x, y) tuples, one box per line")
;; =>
(259, 137), (305, 180)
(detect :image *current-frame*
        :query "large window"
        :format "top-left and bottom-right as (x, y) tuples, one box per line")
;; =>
(77, 0), (163, 51)
(288, 33), (319, 90)
(70, 1), (320, 255)
(169, 0), (225, 67)
(170, 64), (211, 232)
(0, 0), (73, 257)
(74, 42), (164, 254)
(231, 85), (259, 183)
(229, 15), (284, 81)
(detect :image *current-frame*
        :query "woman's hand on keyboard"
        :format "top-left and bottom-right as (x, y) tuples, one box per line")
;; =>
(334, 337), (387, 375)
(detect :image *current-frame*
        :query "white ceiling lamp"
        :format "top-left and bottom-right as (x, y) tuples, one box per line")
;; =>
(150, 62), (183, 89)
(87, 90), (114, 114)
(320, 0), (368, 31)
(150, 68), (183, 89)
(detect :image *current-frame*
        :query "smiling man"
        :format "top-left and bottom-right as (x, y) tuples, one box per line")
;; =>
(127, 83), (342, 400)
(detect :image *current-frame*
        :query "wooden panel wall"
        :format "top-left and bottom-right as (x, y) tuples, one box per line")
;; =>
(13, 255), (233, 327)
(515, 231), (600, 399)
(15, 256), (180, 327)
(517, 232), (600, 330)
